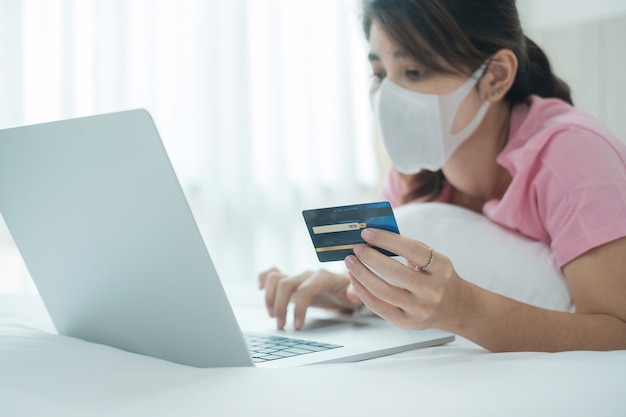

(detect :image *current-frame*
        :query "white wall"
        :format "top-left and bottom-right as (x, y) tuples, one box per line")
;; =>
(519, 1), (626, 142)
(518, 0), (626, 31)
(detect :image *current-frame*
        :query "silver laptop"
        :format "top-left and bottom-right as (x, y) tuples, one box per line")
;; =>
(0, 110), (454, 368)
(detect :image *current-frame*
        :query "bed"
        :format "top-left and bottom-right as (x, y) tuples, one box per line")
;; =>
(1, 203), (625, 416)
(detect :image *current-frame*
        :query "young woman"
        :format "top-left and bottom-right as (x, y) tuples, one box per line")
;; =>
(259, 0), (626, 352)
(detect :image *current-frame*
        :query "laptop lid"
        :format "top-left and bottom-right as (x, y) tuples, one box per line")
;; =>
(0, 110), (253, 367)
(0, 110), (453, 368)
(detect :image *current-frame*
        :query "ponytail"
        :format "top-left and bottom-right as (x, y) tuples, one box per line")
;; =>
(507, 36), (573, 106)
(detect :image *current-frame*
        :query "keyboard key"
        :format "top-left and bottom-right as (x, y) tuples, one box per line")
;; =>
(292, 344), (329, 352)
(244, 333), (342, 363)
(283, 347), (317, 355)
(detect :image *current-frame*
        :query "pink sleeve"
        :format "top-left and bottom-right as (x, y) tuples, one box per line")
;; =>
(536, 128), (626, 266)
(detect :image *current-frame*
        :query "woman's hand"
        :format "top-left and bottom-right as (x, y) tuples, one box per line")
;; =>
(344, 228), (466, 331)
(344, 229), (626, 352)
(258, 268), (363, 330)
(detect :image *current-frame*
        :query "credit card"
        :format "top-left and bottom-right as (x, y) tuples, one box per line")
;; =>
(302, 201), (400, 262)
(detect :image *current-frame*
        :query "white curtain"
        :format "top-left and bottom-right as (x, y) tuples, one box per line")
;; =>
(0, 0), (381, 291)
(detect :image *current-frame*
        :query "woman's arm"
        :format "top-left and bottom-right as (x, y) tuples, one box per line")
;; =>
(454, 235), (626, 352)
(344, 230), (626, 352)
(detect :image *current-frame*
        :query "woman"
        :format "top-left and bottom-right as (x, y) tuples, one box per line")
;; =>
(259, 0), (626, 352)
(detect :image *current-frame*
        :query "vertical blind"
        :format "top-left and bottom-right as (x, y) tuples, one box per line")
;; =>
(0, 0), (381, 291)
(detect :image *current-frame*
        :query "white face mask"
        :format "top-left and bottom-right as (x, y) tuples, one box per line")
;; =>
(370, 64), (490, 173)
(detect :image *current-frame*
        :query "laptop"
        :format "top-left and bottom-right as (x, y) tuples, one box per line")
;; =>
(0, 110), (454, 368)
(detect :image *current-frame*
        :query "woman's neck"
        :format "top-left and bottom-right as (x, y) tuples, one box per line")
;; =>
(443, 102), (513, 212)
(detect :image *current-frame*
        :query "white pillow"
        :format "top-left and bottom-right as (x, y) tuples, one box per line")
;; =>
(393, 203), (574, 312)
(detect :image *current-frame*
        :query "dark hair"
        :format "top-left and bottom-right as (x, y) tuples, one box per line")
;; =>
(361, 0), (573, 203)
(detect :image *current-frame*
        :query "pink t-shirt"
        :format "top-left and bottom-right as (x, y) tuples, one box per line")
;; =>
(382, 95), (626, 267)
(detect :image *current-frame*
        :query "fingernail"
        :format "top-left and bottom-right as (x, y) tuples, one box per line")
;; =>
(345, 254), (356, 267)
(352, 244), (365, 256)
(294, 316), (303, 329)
(362, 228), (375, 241)
(277, 317), (285, 329)
(268, 306), (275, 317)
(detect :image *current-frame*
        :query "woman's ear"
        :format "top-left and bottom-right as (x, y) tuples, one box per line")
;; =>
(481, 49), (518, 101)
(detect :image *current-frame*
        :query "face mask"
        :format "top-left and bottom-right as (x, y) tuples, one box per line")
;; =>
(370, 64), (490, 173)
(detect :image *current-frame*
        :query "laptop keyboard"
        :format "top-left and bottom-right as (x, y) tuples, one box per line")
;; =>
(244, 333), (342, 363)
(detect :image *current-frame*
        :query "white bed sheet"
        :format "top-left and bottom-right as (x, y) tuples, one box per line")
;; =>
(1, 288), (625, 417)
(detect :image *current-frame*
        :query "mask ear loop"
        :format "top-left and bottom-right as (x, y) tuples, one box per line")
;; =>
(439, 61), (490, 138)
(447, 62), (490, 101)
(437, 61), (492, 169)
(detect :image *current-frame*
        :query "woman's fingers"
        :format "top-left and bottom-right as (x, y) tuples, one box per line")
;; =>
(345, 263), (407, 326)
(273, 271), (311, 329)
(351, 242), (424, 292)
(290, 271), (330, 329)
(345, 230), (457, 330)
(345, 253), (411, 308)
(258, 266), (279, 289)
(361, 228), (439, 275)
(259, 268), (362, 330)
(262, 268), (286, 317)
(346, 283), (360, 304)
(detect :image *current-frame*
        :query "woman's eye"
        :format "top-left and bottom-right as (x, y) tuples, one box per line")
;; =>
(406, 69), (426, 80)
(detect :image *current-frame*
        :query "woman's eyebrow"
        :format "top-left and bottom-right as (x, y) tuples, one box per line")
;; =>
(367, 50), (411, 62)
(393, 50), (411, 60)
(368, 50), (412, 62)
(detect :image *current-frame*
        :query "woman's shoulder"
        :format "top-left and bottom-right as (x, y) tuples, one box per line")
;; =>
(491, 96), (626, 267)
(512, 96), (620, 144)
(501, 95), (626, 174)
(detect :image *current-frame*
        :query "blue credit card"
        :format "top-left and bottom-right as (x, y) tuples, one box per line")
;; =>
(302, 201), (400, 262)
